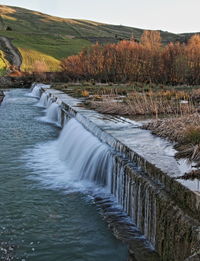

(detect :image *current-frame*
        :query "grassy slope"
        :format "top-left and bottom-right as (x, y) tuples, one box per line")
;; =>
(0, 5), (198, 72)
(0, 6), (181, 42)
(0, 31), (90, 59)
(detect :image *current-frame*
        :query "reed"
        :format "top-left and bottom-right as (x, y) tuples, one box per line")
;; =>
(87, 90), (196, 116)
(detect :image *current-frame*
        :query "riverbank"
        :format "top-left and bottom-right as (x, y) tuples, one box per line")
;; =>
(0, 75), (34, 88)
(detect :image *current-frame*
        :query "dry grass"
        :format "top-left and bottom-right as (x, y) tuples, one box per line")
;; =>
(19, 48), (60, 72)
(143, 114), (200, 142)
(86, 90), (196, 117)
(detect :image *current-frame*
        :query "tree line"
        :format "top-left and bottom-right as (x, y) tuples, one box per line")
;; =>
(61, 31), (200, 85)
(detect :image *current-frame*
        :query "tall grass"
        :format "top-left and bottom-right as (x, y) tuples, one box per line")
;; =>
(87, 90), (196, 116)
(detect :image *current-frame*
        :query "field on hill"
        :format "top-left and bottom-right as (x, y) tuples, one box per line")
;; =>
(0, 30), (91, 72)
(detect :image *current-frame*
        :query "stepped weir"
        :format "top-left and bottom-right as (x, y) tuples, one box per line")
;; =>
(31, 84), (200, 261)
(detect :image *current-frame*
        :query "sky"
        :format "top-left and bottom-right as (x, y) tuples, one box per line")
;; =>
(0, 0), (200, 33)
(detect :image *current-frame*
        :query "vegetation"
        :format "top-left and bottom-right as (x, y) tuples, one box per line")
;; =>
(19, 48), (60, 72)
(0, 5), (185, 44)
(86, 92), (195, 117)
(61, 31), (200, 85)
(0, 31), (90, 72)
(2, 32), (91, 60)
(0, 5), (198, 72)
(53, 83), (199, 116)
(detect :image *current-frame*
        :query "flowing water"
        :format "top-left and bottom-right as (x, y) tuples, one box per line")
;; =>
(0, 89), (129, 261)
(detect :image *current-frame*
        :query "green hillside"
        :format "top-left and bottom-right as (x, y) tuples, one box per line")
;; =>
(0, 5), (198, 73)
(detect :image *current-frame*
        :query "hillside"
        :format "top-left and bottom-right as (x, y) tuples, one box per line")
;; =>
(0, 5), (198, 73)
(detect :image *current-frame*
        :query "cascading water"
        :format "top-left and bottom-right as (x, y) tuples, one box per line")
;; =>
(47, 97), (54, 108)
(45, 102), (61, 126)
(57, 118), (113, 189)
(29, 83), (51, 98)
(29, 85), (41, 98)
(32, 88), (61, 126)
(37, 92), (49, 107)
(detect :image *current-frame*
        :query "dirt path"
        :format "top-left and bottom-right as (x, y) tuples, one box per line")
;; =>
(0, 36), (22, 69)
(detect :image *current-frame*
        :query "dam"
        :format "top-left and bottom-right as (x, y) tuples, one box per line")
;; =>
(1, 84), (200, 260)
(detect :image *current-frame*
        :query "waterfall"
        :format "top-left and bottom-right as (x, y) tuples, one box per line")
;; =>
(29, 85), (114, 192)
(57, 118), (113, 189)
(30, 86), (61, 126)
(47, 97), (54, 108)
(29, 85), (158, 250)
(29, 83), (51, 98)
(37, 92), (49, 108)
(34, 87), (157, 247)
(45, 102), (61, 126)
(29, 85), (41, 98)
(30, 86), (157, 249)
(55, 117), (157, 247)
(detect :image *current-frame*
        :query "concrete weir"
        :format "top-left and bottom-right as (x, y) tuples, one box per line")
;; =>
(37, 86), (200, 261)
